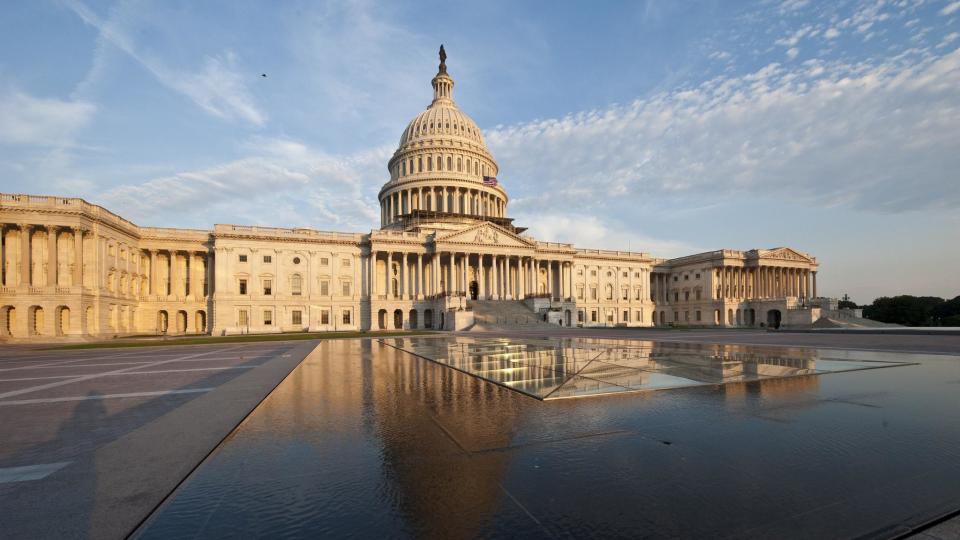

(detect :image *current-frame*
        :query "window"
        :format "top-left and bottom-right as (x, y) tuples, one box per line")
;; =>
(621, 287), (628, 300)
(263, 279), (272, 295)
(591, 310), (598, 322)
(635, 287), (641, 300)
(674, 311), (679, 322)
(623, 310), (629, 321)
(623, 271), (628, 277)
(577, 286), (584, 299)
(673, 276), (678, 282)
(684, 291), (690, 301)
(291, 274), (302, 295)
(417, 157), (423, 172)
(591, 270), (597, 277)
(263, 255), (272, 263)
(293, 257), (301, 265)
(674, 292), (679, 301)
(292, 310), (302, 325)
(696, 290), (701, 300)
(590, 287), (598, 300)
(685, 311), (690, 322)
(341, 258), (351, 267)
(684, 275), (689, 281)
(320, 257), (329, 266)
(635, 272), (640, 278)
(238, 310), (248, 326)
(239, 255), (247, 262)
(447, 156), (452, 170)
(695, 273), (701, 279)
(264, 310), (272, 325)
(605, 284), (613, 300)
(696, 310), (702, 321)
(342, 281), (351, 296)
(320, 310), (330, 324)
(320, 280), (329, 296)
(607, 311), (614, 323)
(578, 310), (585, 322)
(342, 310), (351, 324)
(428, 156), (433, 171)
(239, 279), (247, 295)
(636, 310), (642, 322)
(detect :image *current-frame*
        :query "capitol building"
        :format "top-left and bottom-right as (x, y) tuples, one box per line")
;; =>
(0, 48), (828, 341)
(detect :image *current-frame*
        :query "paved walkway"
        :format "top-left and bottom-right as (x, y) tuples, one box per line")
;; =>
(0, 340), (317, 539)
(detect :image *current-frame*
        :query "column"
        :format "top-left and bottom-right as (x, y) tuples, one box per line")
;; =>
(812, 271), (817, 298)
(47, 227), (57, 287)
(491, 255), (499, 299)
(569, 262), (574, 302)
(387, 252), (394, 297)
(72, 228), (83, 287)
(417, 253), (423, 298)
(479, 255), (486, 298)
(369, 252), (377, 297)
(461, 254), (467, 295)
(18, 224), (30, 286)
(805, 270), (812, 299)
(433, 253), (440, 295)
(547, 261), (553, 300)
(400, 252), (407, 299)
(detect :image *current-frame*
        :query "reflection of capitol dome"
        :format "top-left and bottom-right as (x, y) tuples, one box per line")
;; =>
(379, 46), (515, 232)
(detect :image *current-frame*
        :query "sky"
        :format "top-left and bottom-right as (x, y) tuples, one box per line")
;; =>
(1, 0), (958, 303)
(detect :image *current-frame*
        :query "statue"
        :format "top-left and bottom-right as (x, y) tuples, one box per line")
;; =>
(439, 44), (447, 73)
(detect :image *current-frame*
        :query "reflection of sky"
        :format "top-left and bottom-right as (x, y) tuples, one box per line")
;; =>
(384, 337), (912, 400)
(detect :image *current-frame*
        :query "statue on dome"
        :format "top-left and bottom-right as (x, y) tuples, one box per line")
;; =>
(439, 44), (447, 73)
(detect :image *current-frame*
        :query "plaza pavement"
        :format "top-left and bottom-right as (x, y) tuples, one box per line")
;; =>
(0, 329), (958, 539)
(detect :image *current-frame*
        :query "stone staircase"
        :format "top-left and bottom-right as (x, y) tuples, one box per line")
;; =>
(466, 300), (553, 330)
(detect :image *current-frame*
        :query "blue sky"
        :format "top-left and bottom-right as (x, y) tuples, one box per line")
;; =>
(1, 0), (958, 303)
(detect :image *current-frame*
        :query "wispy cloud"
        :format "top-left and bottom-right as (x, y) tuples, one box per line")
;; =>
(61, 0), (266, 125)
(487, 48), (960, 215)
(0, 90), (96, 145)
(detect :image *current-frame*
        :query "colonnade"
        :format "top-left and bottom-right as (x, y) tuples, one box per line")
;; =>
(368, 251), (574, 301)
(1, 224), (88, 288)
(381, 186), (505, 225)
(144, 250), (211, 299)
(716, 266), (816, 300)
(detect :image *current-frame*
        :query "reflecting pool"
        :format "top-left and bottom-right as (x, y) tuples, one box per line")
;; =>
(136, 337), (960, 539)
(382, 336), (914, 399)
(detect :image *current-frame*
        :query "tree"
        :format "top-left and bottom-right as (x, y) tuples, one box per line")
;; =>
(862, 296), (945, 326)
(838, 294), (857, 310)
(932, 296), (960, 327)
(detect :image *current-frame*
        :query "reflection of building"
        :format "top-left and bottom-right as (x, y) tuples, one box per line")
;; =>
(0, 47), (824, 340)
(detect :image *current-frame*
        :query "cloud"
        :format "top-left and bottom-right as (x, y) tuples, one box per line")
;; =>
(96, 137), (390, 230)
(515, 213), (702, 258)
(486, 48), (960, 216)
(0, 91), (96, 145)
(942, 1), (960, 16)
(787, 47), (800, 59)
(61, 0), (265, 125)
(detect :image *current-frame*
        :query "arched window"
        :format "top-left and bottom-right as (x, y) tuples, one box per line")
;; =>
(291, 274), (302, 296)
(605, 284), (614, 300)
(417, 157), (423, 172)
(402, 161), (406, 175)
(427, 156), (433, 171)
(447, 156), (452, 170)
(475, 162), (479, 175)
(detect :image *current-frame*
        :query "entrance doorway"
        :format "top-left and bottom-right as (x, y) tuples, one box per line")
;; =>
(767, 309), (782, 329)
(469, 281), (479, 300)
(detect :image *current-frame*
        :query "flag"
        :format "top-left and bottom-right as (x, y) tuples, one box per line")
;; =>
(483, 176), (498, 186)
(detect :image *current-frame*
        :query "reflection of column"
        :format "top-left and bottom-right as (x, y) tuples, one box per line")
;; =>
(47, 227), (58, 287)
(72, 228), (83, 287)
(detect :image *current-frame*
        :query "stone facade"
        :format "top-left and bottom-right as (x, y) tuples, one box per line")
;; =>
(0, 50), (822, 341)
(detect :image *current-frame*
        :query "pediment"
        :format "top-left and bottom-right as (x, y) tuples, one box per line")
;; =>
(760, 247), (814, 262)
(436, 222), (534, 249)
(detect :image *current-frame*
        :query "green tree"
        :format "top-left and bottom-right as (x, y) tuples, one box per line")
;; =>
(838, 294), (857, 310)
(862, 295), (944, 326)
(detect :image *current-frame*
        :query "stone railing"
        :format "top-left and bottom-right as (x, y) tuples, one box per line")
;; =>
(215, 224), (362, 242)
(0, 193), (140, 232)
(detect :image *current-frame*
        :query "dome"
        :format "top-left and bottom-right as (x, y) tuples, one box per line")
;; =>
(379, 46), (512, 232)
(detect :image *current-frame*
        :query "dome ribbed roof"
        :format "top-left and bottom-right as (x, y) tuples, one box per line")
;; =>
(398, 105), (486, 148)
